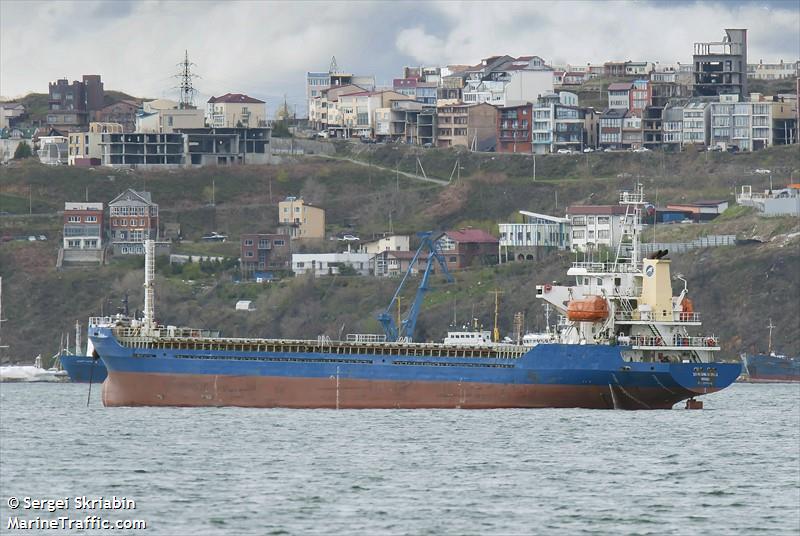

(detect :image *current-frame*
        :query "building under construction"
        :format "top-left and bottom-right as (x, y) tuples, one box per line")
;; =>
(693, 28), (748, 99)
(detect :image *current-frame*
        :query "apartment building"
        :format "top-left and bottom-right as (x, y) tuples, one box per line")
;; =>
(462, 55), (553, 107)
(681, 98), (713, 146)
(497, 103), (533, 153)
(622, 114), (643, 149)
(137, 99), (205, 133)
(206, 94), (266, 128)
(240, 233), (291, 277)
(68, 122), (123, 165)
(598, 108), (627, 149)
(278, 196), (325, 240)
(108, 189), (158, 255)
(662, 100), (686, 148)
(607, 83), (632, 110)
(709, 94), (772, 151)
(747, 60), (799, 80)
(532, 93), (586, 154)
(337, 90), (409, 138)
(388, 100), (436, 146)
(630, 80), (652, 114)
(436, 102), (498, 151)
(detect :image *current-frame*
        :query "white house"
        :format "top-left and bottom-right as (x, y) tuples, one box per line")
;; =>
(359, 235), (410, 255)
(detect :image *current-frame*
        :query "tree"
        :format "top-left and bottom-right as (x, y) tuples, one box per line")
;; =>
(13, 141), (32, 159)
(271, 120), (292, 138)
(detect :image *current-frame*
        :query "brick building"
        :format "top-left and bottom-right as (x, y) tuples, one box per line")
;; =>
(240, 233), (291, 277)
(108, 189), (159, 255)
(436, 229), (499, 271)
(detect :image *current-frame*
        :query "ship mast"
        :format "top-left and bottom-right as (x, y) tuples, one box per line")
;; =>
(767, 318), (775, 355)
(0, 277), (7, 353)
(143, 239), (155, 330)
(614, 183), (646, 269)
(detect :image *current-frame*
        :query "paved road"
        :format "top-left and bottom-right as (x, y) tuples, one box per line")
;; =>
(309, 154), (450, 186)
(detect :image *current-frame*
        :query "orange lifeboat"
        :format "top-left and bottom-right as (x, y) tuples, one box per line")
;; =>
(567, 296), (609, 322)
(681, 297), (694, 314)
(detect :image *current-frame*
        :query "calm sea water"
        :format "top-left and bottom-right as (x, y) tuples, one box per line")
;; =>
(0, 383), (798, 536)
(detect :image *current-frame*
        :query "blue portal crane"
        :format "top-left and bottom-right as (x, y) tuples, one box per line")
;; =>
(377, 232), (453, 342)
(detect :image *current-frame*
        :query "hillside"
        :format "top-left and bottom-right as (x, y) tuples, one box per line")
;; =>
(1, 145), (799, 362)
(1, 90), (144, 124)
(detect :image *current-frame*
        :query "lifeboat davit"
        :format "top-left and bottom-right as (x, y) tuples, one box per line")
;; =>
(567, 296), (609, 322)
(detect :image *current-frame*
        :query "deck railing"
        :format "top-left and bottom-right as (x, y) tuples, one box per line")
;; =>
(615, 311), (701, 323)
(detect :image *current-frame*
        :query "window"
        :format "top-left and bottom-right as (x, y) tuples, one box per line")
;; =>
(598, 230), (610, 239)
(245, 251), (254, 258)
(597, 216), (610, 224)
(274, 240), (285, 246)
(68, 215), (81, 223)
(572, 230), (585, 239)
(120, 219), (127, 226)
(449, 256), (457, 262)
(572, 216), (586, 225)
(296, 262), (305, 268)
(258, 239), (270, 248)
(85, 216), (97, 223)
(244, 239), (254, 246)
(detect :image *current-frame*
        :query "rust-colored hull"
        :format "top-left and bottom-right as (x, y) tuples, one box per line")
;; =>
(102, 371), (709, 410)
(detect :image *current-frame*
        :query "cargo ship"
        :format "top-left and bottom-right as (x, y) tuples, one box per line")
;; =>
(89, 185), (740, 409)
(739, 321), (799, 382)
(59, 319), (108, 383)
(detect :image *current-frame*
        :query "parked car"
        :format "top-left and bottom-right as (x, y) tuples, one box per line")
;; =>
(338, 234), (360, 242)
(754, 168), (771, 174)
(201, 232), (228, 242)
(422, 142), (433, 148)
(556, 149), (572, 155)
(707, 145), (722, 152)
(582, 148), (594, 153)
(38, 235), (46, 241)
(632, 147), (651, 153)
(316, 131), (329, 139)
(27, 236), (36, 241)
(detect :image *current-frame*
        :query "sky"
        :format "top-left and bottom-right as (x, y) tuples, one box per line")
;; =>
(1, 0), (798, 116)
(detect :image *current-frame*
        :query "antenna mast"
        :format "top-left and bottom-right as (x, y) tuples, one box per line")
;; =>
(175, 50), (199, 110)
(767, 318), (775, 355)
(329, 56), (339, 74)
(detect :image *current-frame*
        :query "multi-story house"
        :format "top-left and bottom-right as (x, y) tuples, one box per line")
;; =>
(531, 93), (586, 154)
(681, 98), (713, 147)
(607, 83), (632, 110)
(108, 189), (159, 255)
(68, 122), (123, 165)
(306, 66), (375, 126)
(642, 106), (663, 148)
(625, 62), (654, 76)
(388, 100), (436, 146)
(277, 196), (325, 240)
(436, 102), (497, 151)
(661, 100), (686, 149)
(337, 90), (409, 138)
(373, 250), (428, 277)
(435, 229), (499, 271)
(62, 202), (104, 263)
(498, 210), (570, 263)
(0, 103), (25, 129)
(598, 108), (627, 149)
(709, 94), (774, 151)
(566, 205), (627, 252)
(622, 114), (643, 149)
(630, 80), (651, 114)
(179, 127), (271, 165)
(462, 55), (553, 107)
(292, 252), (373, 276)
(359, 235), (410, 255)
(311, 84), (368, 134)
(437, 73), (465, 103)
(206, 94), (266, 129)
(137, 99), (205, 133)
(240, 233), (291, 277)
(497, 103), (533, 153)
(47, 75), (104, 132)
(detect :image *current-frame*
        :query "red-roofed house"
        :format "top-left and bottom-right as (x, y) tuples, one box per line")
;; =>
(206, 93), (267, 128)
(436, 229), (499, 270)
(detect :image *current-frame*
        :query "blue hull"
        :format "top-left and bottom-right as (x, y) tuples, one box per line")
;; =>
(59, 353), (107, 383)
(742, 353), (800, 382)
(90, 327), (741, 409)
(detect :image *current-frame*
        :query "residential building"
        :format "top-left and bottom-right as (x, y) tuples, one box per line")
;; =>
(435, 229), (499, 271)
(137, 99), (205, 133)
(497, 103), (532, 153)
(584, 108), (599, 149)
(532, 93), (586, 154)
(108, 189), (159, 255)
(179, 127), (271, 165)
(68, 122), (123, 165)
(747, 60), (799, 80)
(310, 84), (367, 133)
(598, 108), (627, 149)
(625, 62), (654, 76)
(438, 73), (465, 103)
(206, 94), (266, 128)
(373, 250), (428, 277)
(566, 205), (627, 252)
(662, 100), (686, 149)
(736, 184), (800, 216)
(462, 55), (553, 107)
(388, 100), (436, 146)
(306, 67), (375, 100)
(642, 106), (663, 148)
(338, 90), (409, 138)
(93, 100), (139, 132)
(607, 82), (632, 110)
(604, 62), (627, 77)
(47, 75), (104, 131)
(292, 252), (373, 276)
(693, 28), (748, 99)
(0, 127), (34, 163)
(100, 132), (185, 167)
(278, 196), (325, 240)
(0, 103), (25, 129)
(359, 235), (410, 255)
(498, 211), (570, 263)
(240, 233), (291, 277)
(709, 94), (771, 151)
(622, 114), (643, 149)
(630, 80), (652, 113)
(770, 95), (798, 146)
(402, 66), (441, 84)
(681, 98), (713, 147)
(436, 102), (498, 150)
(63, 202), (104, 263)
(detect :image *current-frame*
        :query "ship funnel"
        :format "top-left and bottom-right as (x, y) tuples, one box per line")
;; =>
(143, 239), (155, 328)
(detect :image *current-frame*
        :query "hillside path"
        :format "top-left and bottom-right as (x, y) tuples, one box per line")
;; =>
(308, 154), (450, 186)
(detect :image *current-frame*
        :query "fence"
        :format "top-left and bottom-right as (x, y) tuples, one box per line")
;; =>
(641, 235), (736, 254)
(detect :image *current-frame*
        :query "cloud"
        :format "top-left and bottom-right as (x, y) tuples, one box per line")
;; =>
(1, 0), (797, 116)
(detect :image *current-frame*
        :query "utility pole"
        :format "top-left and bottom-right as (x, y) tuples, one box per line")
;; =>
(532, 153), (536, 182)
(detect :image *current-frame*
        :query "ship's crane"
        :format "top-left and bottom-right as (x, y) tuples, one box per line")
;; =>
(378, 232), (453, 342)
